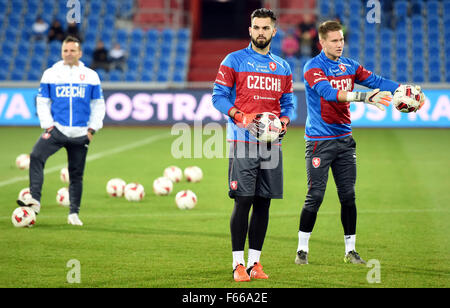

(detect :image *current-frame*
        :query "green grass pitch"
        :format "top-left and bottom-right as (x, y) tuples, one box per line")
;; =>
(0, 126), (449, 288)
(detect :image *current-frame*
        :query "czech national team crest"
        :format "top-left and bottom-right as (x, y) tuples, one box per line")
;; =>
(80, 74), (85, 81)
(338, 64), (346, 73)
(269, 62), (277, 71)
(312, 157), (321, 168)
(230, 181), (238, 190)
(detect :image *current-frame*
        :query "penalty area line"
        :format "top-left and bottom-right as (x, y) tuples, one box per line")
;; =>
(0, 132), (173, 188)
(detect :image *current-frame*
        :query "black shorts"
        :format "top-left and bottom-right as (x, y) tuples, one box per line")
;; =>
(305, 135), (357, 194)
(228, 141), (283, 199)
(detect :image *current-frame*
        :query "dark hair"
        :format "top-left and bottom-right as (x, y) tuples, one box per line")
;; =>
(63, 35), (81, 46)
(318, 20), (343, 39)
(251, 8), (276, 23)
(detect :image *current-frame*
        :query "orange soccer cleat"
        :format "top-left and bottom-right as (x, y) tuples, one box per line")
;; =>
(247, 262), (269, 279)
(233, 264), (251, 282)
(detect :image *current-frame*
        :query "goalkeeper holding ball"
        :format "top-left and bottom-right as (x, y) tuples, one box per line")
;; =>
(295, 20), (425, 265)
(212, 8), (294, 282)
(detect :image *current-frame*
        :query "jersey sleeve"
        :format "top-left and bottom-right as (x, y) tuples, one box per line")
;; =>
(280, 66), (294, 119)
(353, 59), (400, 93)
(212, 54), (238, 115)
(304, 65), (339, 102)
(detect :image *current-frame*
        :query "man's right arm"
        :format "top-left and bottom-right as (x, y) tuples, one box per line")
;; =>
(36, 70), (54, 129)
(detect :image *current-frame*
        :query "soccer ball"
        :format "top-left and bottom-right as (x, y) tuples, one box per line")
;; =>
(175, 190), (197, 210)
(153, 177), (173, 196)
(60, 167), (69, 184)
(16, 154), (30, 170)
(56, 187), (70, 207)
(106, 178), (127, 197)
(124, 182), (145, 201)
(18, 187), (32, 203)
(184, 166), (203, 183)
(393, 84), (425, 113)
(11, 207), (36, 228)
(164, 166), (183, 183)
(255, 112), (282, 143)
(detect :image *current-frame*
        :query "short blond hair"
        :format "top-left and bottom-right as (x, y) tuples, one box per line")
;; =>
(318, 20), (342, 40)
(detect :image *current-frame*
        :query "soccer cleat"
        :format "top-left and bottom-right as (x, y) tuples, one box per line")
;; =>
(344, 250), (366, 264)
(247, 262), (269, 279)
(68, 213), (83, 226)
(17, 198), (41, 215)
(295, 250), (308, 265)
(233, 264), (250, 282)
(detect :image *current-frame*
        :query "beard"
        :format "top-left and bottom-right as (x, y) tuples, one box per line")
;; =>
(251, 35), (272, 49)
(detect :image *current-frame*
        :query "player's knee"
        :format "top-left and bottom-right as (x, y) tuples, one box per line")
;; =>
(338, 189), (355, 208)
(303, 189), (325, 213)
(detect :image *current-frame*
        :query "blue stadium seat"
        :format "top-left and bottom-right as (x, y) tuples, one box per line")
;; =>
(428, 71), (441, 83)
(411, 16), (423, 30)
(146, 29), (160, 42)
(26, 70), (41, 81)
(125, 71), (138, 81)
(319, 0), (330, 17)
(394, 1), (408, 17)
(115, 29), (129, 45)
(380, 60), (392, 78)
(141, 70), (153, 82)
(1, 43), (14, 58)
(109, 70), (123, 82)
(177, 28), (190, 43)
(161, 28), (174, 43)
(349, 0), (362, 14)
(10, 70), (24, 81)
(0, 70), (8, 81)
(131, 28), (144, 43)
(334, 1), (346, 18)
(127, 58), (139, 71)
(426, 1), (439, 17)
(156, 70), (169, 82)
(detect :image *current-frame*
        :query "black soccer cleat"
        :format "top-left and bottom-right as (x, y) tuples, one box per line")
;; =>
(344, 250), (366, 264)
(295, 250), (308, 265)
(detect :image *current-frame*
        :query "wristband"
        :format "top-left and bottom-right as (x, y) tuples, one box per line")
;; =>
(88, 128), (96, 135)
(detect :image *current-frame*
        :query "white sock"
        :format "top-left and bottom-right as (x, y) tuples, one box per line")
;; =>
(344, 234), (356, 254)
(247, 249), (261, 268)
(232, 251), (245, 269)
(297, 231), (311, 253)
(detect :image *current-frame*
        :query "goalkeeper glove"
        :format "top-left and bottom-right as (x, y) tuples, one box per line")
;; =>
(348, 89), (392, 111)
(233, 111), (264, 137)
(278, 116), (290, 139)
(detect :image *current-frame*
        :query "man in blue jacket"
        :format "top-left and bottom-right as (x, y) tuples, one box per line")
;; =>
(18, 36), (105, 226)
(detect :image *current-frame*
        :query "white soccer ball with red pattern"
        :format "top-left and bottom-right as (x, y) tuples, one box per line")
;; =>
(164, 166), (183, 183)
(184, 166), (203, 183)
(153, 177), (173, 196)
(60, 167), (69, 183)
(106, 178), (127, 197)
(393, 84), (425, 113)
(175, 190), (197, 210)
(11, 206), (36, 228)
(256, 112), (282, 143)
(18, 187), (32, 203)
(124, 182), (145, 201)
(56, 187), (70, 207)
(16, 154), (30, 170)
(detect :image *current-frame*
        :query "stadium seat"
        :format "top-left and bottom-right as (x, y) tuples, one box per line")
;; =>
(334, 1), (346, 18)
(426, 1), (440, 18)
(109, 70), (123, 82)
(394, 1), (408, 17)
(125, 71), (138, 81)
(319, 0), (330, 17)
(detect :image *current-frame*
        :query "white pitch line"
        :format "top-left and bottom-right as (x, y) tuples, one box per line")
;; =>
(0, 132), (173, 188)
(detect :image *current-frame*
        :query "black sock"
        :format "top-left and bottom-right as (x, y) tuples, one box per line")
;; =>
(248, 196), (271, 251)
(230, 196), (253, 251)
